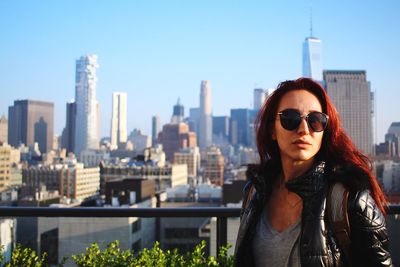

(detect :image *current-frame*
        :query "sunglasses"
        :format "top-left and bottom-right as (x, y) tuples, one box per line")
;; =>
(277, 109), (328, 132)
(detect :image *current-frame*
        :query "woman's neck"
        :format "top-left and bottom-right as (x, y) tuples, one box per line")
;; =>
(281, 158), (315, 182)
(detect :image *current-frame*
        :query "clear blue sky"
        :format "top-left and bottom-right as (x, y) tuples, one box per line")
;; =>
(1, 0), (399, 143)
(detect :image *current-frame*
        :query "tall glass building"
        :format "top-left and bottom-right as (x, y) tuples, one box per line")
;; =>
(302, 37), (323, 81)
(74, 55), (99, 156)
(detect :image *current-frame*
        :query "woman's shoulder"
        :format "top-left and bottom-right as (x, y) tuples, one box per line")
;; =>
(346, 189), (387, 229)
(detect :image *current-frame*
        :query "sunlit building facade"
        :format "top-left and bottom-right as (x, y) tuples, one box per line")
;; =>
(199, 80), (212, 149)
(323, 70), (373, 155)
(302, 37), (323, 81)
(8, 100), (54, 153)
(0, 115), (7, 144)
(203, 146), (224, 186)
(74, 55), (99, 156)
(110, 92), (127, 150)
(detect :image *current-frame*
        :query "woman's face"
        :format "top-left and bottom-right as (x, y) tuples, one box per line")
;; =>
(273, 89), (324, 166)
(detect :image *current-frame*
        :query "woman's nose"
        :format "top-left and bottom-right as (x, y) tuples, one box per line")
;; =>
(296, 117), (310, 134)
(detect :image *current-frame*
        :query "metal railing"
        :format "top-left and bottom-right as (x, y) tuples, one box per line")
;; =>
(0, 206), (240, 255)
(0, 205), (399, 255)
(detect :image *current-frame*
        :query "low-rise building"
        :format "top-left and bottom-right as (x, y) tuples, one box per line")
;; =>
(174, 147), (200, 185)
(0, 143), (20, 191)
(79, 149), (110, 168)
(100, 161), (187, 193)
(22, 162), (100, 203)
(203, 146), (224, 186)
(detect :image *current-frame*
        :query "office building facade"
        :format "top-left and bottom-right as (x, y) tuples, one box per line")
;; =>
(253, 88), (265, 110)
(229, 109), (251, 147)
(128, 129), (151, 153)
(199, 81), (212, 149)
(74, 55), (99, 156)
(151, 115), (161, 147)
(303, 37), (323, 81)
(8, 100), (54, 153)
(188, 107), (200, 136)
(212, 116), (229, 145)
(100, 163), (188, 192)
(174, 147), (200, 178)
(171, 98), (184, 124)
(0, 115), (7, 144)
(203, 146), (224, 186)
(323, 70), (373, 155)
(0, 143), (12, 191)
(110, 92), (127, 150)
(158, 123), (197, 161)
(61, 102), (76, 154)
(22, 163), (100, 202)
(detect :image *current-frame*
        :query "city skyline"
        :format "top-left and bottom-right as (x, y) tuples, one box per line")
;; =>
(1, 1), (399, 143)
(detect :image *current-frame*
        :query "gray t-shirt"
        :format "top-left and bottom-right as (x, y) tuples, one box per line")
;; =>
(252, 212), (301, 267)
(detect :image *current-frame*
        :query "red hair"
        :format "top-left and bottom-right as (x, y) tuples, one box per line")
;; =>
(255, 77), (387, 213)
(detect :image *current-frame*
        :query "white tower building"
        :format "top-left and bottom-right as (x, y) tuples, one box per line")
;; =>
(199, 80), (212, 149)
(303, 37), (322, 81)
(302, 13), (322, 81)
(253, 88), (265, 110)
(152, 115), (161, 146)
(74, 55), (99, 156)
(110, 92), (127, 149)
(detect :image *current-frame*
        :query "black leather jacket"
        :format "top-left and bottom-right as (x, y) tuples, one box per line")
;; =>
(234, 161), (392, 267)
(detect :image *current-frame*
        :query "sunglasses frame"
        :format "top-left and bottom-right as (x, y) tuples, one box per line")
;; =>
(277, 109), (329, 132)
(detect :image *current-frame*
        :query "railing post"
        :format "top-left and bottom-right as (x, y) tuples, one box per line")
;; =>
(216, 216), (227, 256)
(155, 192), (161, 242)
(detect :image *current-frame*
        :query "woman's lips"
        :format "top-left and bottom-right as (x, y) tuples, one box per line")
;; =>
(292, 139), (312, 146)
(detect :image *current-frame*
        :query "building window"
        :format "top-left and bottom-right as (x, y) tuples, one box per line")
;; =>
(132, 219), (141, 233)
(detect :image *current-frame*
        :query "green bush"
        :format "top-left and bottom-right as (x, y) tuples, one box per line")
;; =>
(2, 244), (46, 267)
(1, 241), (233, 267)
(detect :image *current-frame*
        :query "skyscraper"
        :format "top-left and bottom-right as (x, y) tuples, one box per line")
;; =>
(8, 100), (54, 153)
(199, 80), (212, 149)
(253, 88), (265, 110)
(171, 98), (184, 124)
(323, 70), (373, 155)
(110, 92), (127, 149)
(302, 17), (322, 81)
(152, 115), (161, 146)
(212, 116), (229, 145)
(61, 101), (76, 154)
(74, 55), (99, 156)
(188, 107), (200, 135)
(230, 109), (251, 147)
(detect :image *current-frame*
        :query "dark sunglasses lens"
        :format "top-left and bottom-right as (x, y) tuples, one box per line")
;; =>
(308, 112), (328, 132)
(280, 110), (301, 130)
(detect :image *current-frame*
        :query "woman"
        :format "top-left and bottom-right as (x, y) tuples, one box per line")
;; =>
(234, 78), (392, 266)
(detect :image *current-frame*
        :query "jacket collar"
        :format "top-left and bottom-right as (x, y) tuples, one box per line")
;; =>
(286, 161), (327, 200)
(247, 161), (327, 201)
